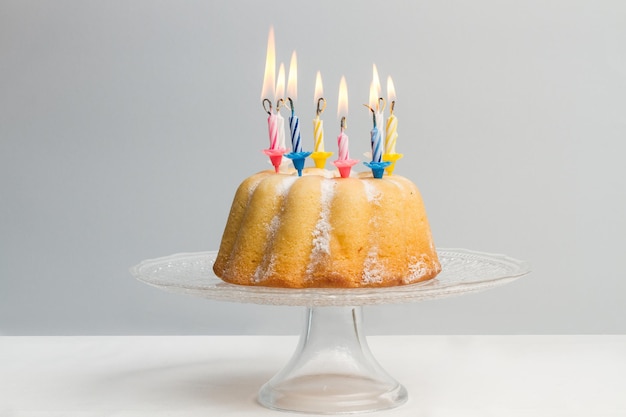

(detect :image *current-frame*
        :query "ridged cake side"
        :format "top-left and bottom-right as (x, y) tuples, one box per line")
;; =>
(213, 169), (440, 288)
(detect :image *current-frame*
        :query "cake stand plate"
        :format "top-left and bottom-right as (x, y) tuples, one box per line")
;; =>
(131, 248), (529, 306)
(131, 249), (529, 414)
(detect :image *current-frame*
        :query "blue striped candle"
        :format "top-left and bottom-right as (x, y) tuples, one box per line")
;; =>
(371, 123), (383, 163)
(289, 111), (302, 153)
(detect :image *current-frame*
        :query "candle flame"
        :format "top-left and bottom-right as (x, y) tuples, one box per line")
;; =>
(314, 71), (324, 103)
(368, 81), (377, 113)
(287, 51), (297, 101)
(337, 76), (348, 120)
(276, 63), (286, 102)
(372, 63), (382, 109)
(387, 76), (396, 102)
(260, 26), (276, 102)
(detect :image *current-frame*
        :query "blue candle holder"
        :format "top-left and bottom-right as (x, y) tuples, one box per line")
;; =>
(363, 161), (392, 179)
(285, 151), (313, 176)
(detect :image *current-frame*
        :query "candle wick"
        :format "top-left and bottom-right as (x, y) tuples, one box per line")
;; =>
(372, 110), (377, 128)
(276, 98), (285, 112)
(316, 97), (326, 116)
(340, 116), (347, 131)
(378, 97), (386, 113)
(390, 100), (395, 116)
(288, 97), (295, 117)
(263, 98), (273, 115)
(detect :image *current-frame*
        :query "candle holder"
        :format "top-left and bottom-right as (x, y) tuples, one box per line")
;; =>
(263, 148), (288, 173)
(310, 151), (334, 169)
(284, 151), (312, 176)
(333, 159), (359, 178)
(364, 161), (392, 179)
(382, 153), (404, 175)
(131, 249), (529, 414)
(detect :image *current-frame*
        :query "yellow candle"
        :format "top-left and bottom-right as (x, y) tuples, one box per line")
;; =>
(313, 71), (325, 152)
(310, 71), (332, 168)
(385, 76), (398, 154)
(313, 117), (324, 152)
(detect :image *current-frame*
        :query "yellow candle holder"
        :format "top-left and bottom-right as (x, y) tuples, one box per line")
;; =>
(382, 153), (404, 175)
(310, 151), (334, 169)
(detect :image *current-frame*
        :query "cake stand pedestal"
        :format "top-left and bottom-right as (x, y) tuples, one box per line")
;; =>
(258, 306), (406, 413)
(131, 249), (529, 414)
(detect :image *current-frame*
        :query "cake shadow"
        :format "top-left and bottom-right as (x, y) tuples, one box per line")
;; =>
(82, 357), (275, 410)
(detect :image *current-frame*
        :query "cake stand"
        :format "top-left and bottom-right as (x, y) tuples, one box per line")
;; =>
(131, 248), (529, 414)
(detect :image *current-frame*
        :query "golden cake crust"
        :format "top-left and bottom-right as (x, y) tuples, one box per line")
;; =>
(213, 168), (440, 288)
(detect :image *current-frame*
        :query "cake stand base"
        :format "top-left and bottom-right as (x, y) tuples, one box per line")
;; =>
(258, 306), (407, 414)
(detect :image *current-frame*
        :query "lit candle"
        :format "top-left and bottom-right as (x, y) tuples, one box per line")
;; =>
(267, 107), (279, 150)
(286, 51), (302, 153)
(313, 71), (326, 152)
(276, 63), (287, 150)
(381, 75), (402, 176)
(310, 71), (332, 169)
(369, 81), (383, 163)
(372, 64), (385, 144)
(337, 76), (349, 160)
(333, 76), (358, 178)
(260, 26), (285, 172)
(260, 27), (278, 150)
(385, 76), (398, 154)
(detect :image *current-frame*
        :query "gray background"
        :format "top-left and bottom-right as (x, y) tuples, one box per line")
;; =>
(1, 0), (625, 335)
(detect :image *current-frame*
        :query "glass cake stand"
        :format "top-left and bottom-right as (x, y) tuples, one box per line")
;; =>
(131, 248), (529, 414)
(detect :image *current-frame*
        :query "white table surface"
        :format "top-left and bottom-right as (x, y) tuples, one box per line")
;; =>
(1, 335), (624, 417)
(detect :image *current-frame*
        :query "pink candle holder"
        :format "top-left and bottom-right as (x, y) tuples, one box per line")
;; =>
(263, 148), (287, 173)
(333, 159), (359, 178)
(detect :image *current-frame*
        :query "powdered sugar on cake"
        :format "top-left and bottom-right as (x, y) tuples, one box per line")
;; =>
(362, 248), (384, 284)
(306, 179), (335, 276)
(405, 255), (435, 284)
(362, 180), (382, 205)
(252, 177), (297, 283)
(276, 176), (297, 196)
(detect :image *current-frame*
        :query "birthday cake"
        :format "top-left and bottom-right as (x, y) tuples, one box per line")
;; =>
(213, 168), (441, 288)
(212, 27), (440, 288)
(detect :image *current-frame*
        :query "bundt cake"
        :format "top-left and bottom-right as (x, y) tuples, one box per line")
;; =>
(213, 168), (440, 288)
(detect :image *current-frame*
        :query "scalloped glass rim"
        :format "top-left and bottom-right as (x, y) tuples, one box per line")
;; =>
(130, 248), (530, 307)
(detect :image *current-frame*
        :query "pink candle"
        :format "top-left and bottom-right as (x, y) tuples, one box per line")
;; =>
(338, 126), (349, 160)
(337, 76), (349, 160)
(268, 112), (279, 150)
(333, 76), (358, 178)
(260, 27), (286, 173)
